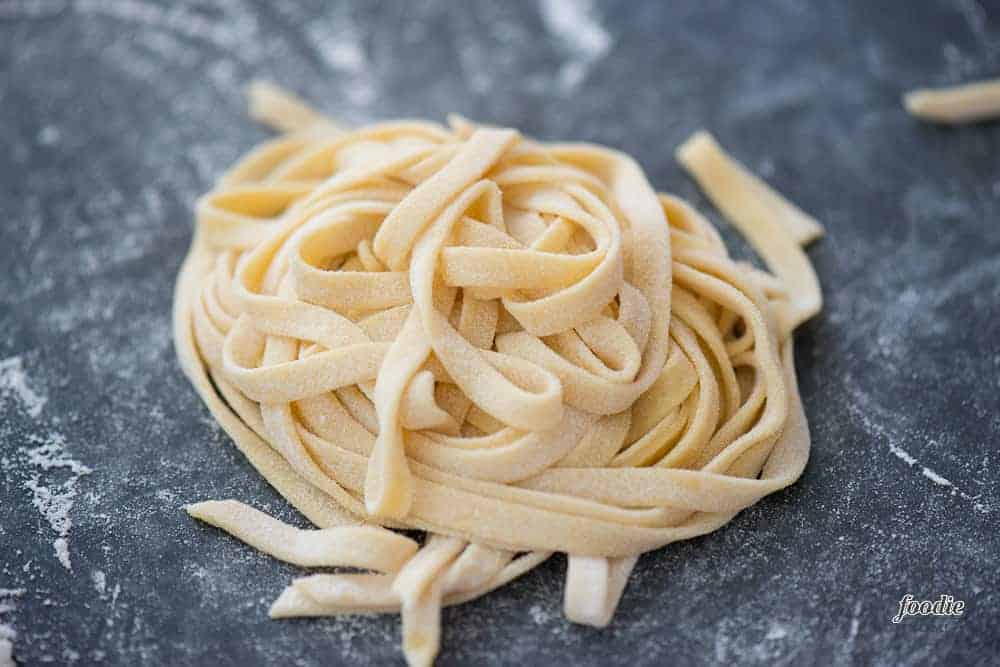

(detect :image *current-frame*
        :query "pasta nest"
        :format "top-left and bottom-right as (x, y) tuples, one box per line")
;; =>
(174, 87), (822, 654)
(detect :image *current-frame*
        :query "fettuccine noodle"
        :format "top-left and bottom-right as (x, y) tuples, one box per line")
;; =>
(173, 82), (823, 667)
(904, 78), (1000, 125)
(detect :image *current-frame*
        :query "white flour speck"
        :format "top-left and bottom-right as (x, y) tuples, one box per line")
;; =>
(92, 570), (107, 596)
(0, 587), (23, 666)
(922, 468), (953, 487)
(75, 0), (261, 58)
(37, 125), (61, 146)
(848, 601), (862, 643)
(53, 538), (71, 570)
(846, 383), (989, 514)
(345, 79), (377, 107)
(303, 14), (377, 111)
(765, 622), (788, 640)
(21, 433), (93, 570)
(0, 0), (67, 20)
(528, 603), (555, 625)
(154, 489), (177, 503)
(539, 0), (612, 91)
(0, 639), (13, 667)
(24, 435), (92, 476)
(326, 41), (366, 73)
(0, 355), (47, 418)
(305, 18), (367, 74)
(0, 589), (24, 609)
(888, 442), (917, 466)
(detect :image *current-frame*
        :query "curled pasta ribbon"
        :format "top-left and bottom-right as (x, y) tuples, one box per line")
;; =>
(174, 82), (823, 666)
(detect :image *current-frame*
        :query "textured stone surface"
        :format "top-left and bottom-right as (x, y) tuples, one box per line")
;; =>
(1, 1), (998, 665)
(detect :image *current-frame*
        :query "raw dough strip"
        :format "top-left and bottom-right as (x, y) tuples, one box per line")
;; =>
(564, 555), (639, 628)
(269, 550), (551, 617)
(173, 82), (824, 666)
(186, 499), (417, 571)
(904, 78), (1000, 125)
(675, 131), (822, 328)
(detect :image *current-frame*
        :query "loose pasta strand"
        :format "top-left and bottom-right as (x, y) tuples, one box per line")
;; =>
(904, 78), (1000, 125)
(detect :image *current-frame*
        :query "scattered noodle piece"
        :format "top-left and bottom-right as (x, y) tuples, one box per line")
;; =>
(904, 78), (1000, 125)
(247, 80), (344, 134)
(173, 80), (824, 666)
(185, 499), (418, 571)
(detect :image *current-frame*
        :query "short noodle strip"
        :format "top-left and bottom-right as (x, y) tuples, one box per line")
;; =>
(904, 78), (1000, 125)
(173, 81), (824, 666)
(186, 499), (418, 572)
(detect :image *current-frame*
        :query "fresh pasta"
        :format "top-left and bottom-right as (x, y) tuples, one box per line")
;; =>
(904, 78), (1000, 124)
(173, 81), (823, 667)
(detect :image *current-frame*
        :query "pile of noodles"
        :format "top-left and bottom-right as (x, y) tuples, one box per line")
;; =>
(173, 83), (823, 667)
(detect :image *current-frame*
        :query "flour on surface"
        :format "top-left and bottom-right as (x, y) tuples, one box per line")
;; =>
(53, 538), (71, 570)
(20, 433), (93, 571)
(887, 442), (917, 466)
(921, 468), (953, 487)
(74, 0), (262, 57)
(304, 13), (377, 109)
(0, 638), (13, 667)
(539, 0), (612, 91)
(305, 20), (367, 74)
(0, 0), (67, 19)
(854, 403), (988, 514)
(0, 355), (47, 418)
(37, 125), (61, 146)
(528, 603), (555, 626)
(765, 622), (788, 640)
(0, 588), (23, 667)
(92, 570), (107, 597)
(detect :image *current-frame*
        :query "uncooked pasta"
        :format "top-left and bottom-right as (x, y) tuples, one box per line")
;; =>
(173, 82), (823, 667)
(904, 78), (1000, 124)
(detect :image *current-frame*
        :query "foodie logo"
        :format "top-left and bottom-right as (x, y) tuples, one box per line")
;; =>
(892, 594), (965, 623)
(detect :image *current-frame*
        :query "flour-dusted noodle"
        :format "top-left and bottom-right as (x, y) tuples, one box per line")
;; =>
(173, 82), (823, 666)
(185, 500), (418, 571)
(904, 78), (1000, 125)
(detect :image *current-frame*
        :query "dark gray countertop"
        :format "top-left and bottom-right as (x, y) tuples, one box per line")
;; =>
(1, 1), (998, 665)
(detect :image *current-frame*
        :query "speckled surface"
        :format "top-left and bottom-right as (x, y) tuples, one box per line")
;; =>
(1, 1), (999, 665)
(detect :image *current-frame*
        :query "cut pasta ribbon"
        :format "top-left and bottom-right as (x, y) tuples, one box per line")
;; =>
(185, 500), (418, 571)
(173, 81), (824, 666)
(904, 78), (1000, 125)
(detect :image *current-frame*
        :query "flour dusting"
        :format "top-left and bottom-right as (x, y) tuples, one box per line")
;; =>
(954, 0), (997, 52)
(539, 0), (612, 91)
(53, 538), (71, 570)
(846, 378), (989, 515)
(92, 570), (107, 597)
(74, 0), (262, 57)
(37, 125), (61, 146)
(765, 622), (788, 640)
(0, 0), (66, 19)
(879, 435), (984, 511)
(922, 468), (953, 487)
(304, 11), (377, 110)
(21, 433), (93, 570)
(0, 588), (23, 666)
(887, 442), (917, 466)
(528, 603), (556, 626)
(0, 355), (47, 418)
